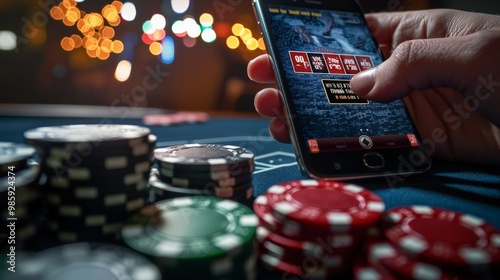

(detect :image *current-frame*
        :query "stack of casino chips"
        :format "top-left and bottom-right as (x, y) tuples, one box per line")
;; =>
(355, 206), (500, 280)
(253, 179), (385, 279)
(0, 142), (41, 250)
(122, 196), (258, 280)
(9, 242), (161, 280)
(149, 144), (254, 204)
(23, 125), (156, 244)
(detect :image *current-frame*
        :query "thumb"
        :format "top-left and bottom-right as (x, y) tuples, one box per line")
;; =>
(350, 34), (486, 103)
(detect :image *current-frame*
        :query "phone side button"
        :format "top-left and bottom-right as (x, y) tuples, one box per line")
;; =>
(363, 152), (385, 169)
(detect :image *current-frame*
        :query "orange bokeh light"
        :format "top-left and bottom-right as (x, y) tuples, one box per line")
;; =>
(51, 1), (124, 60)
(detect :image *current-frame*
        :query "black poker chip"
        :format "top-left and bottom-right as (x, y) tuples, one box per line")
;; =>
(38, 134), (157, 159)
(158, 160), (254, 179)
(45, 171), (150, 188)
(154, 144), (254, 172)
(12, 243), (161, 280)
(24, 124), (152, 147)
(148, 170), (253, 202)
(157, 170), (253, 189)
(0, 142), (36, 172)
(42, 160), (152, 181)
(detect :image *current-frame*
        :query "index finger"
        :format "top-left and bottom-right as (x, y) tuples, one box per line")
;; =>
(247, 54), (276, 84)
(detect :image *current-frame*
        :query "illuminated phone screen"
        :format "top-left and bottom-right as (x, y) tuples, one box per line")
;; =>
(265, 5), (419, 154)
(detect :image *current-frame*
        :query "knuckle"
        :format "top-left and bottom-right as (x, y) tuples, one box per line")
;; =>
(392, 39), (427, 66)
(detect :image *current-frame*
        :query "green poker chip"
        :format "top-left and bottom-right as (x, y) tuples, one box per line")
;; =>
(122, 196), (258, 262)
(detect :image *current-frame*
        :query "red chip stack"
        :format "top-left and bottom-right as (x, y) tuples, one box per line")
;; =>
(253, 179), (385, 278)
(357, 206), (500, 280)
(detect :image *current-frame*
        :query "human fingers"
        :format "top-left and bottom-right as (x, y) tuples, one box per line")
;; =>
(366, 9), (500, 50)
(247, 54), (276, 84)
(351, 30), (500, 127)
(254, 88), (291, 143)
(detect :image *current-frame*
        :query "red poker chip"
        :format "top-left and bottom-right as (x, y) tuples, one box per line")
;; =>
(253, 194), (365, 242)
(143, 112), (209, 126)
(259, 253), (349, 279)
(368, 241), (478, 280)
(353, 260), (399, 280)
(265, 180), (385, 233)
(384, 206), (500, 269)
(256, 226), (356, 267)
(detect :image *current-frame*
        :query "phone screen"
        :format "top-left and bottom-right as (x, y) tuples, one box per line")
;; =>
(256, 1), (430, 178)
(266, 4), (418, 152)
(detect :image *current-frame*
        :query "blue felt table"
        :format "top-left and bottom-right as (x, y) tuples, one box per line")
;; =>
(1, 115), (499, 229)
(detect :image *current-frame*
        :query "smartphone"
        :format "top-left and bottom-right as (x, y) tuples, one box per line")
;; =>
(252, 0), (431, 179)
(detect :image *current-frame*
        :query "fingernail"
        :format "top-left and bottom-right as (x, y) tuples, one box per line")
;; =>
(350, 68), (375, 97)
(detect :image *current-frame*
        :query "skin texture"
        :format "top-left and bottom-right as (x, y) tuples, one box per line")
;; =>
(248, 9), (500, 166)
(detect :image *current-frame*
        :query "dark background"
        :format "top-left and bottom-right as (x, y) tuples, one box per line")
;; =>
(0, 0), (499, 113)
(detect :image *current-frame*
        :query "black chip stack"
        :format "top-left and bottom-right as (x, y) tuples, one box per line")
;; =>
(23, 124), (156, 244)
(0, 142), (41, 251)
(149, 144), (255, 205)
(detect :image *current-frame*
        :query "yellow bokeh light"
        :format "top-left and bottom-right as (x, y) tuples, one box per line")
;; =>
(199, 13), (214, 27)
(226, 35), (239, 49)
(149, 42), (163, 55)
(100, 39), (113, 53)
(231, 23), (244, 36)
(87, 13), (104, 28)
(246, 38), (258, 51)
(66, 7), (81, 23)
(102, 5), (119, 22)
(84, 37), (99, 51)
(62, 16), (76, 27)
(112, 40), (124, 54)
(241, 28), (252, 42)
(108, 17), (121, 27)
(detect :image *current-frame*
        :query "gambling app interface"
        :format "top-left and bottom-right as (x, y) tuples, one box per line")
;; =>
(265, 5), (420, 154)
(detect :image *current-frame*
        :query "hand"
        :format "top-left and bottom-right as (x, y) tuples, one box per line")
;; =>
(248, 9), (500, 166)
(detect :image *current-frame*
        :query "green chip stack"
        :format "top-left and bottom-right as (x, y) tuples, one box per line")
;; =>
(122, 196), (258, 279)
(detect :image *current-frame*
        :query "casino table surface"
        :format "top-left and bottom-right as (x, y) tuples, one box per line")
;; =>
(1, 114), (499, 279)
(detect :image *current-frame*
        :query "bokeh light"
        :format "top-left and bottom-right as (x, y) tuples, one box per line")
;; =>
(183, 36), (196, 48)
(231, 23), (244, 36)
(199, 13), (214, 28)
(245, 37), (258, 51)
(171, 0), (190, 14)
(151, 14), (167, 30)
(142, 20), (155, 34)
(115, 60), (132, 82)
(201, 28), (216, 43)
(184, 17), (201, 38)
(50, 0), (125, 60)
(0, 31), (17, 51)
(149, 41), (163, 55)
(226, 36), (239, 49)
(121, 2), (136, 21)
(226, 22), (265, 52)
(172, 20), (187, 37)
(161, 36), (175, 64)
(258, 38), (266, 50)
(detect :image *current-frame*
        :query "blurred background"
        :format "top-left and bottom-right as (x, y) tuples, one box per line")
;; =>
(1, 0), (499, 114)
